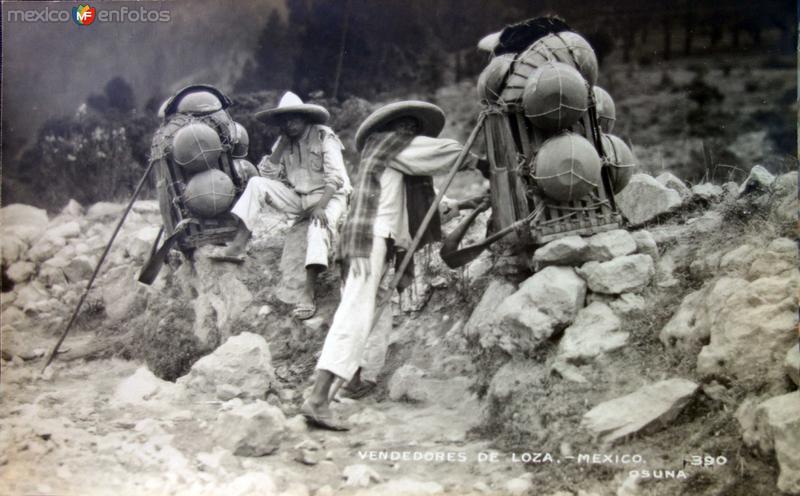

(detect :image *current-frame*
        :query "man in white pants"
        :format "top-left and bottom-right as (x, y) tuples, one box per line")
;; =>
(301, 101), (480, 430)
(213, 92), (350, 320)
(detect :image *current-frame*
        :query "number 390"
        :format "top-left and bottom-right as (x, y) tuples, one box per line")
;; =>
(690, 455), (728, 466)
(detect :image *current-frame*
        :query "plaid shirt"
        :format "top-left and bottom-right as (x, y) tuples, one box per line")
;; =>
(339, 131), (414, 261)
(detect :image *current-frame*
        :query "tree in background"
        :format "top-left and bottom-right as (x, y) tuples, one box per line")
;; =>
(234, 10), (296, 93)
(87, 77), (137, 115)
(2, 77), (156, 211)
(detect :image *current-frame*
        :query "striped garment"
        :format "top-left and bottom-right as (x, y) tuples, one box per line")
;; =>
(339, 131), (415, 261)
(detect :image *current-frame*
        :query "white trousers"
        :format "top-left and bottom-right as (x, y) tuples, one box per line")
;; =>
(231, 177), (346, 268)
(316, 236), (393, 382)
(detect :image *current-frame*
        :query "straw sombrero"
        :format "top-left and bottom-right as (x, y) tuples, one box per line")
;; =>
(255, 91), (330, 125)
(354, 101), (445, 151)
(477, 31), (502, 53)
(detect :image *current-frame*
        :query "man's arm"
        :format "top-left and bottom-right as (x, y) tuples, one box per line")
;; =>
(320, 132), (350, 192)
(308, 133), (348, 227)
(390, 136), (480, 176)
(257, 136), (288, 179)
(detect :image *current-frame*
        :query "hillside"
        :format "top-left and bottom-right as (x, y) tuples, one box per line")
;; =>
(0, 154), (797, 495)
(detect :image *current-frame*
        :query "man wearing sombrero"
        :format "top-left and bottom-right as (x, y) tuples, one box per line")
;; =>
(213, 91), (350, 320)
(301, 100), (481, 430)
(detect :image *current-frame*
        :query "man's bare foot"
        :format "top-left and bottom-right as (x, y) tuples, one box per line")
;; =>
(301, 399), (349, 431)
(224, 227), (251, 257)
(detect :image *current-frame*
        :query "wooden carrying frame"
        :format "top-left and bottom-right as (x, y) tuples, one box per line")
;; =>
(154, 123), (245, 255)
(441, 102), (621, 267)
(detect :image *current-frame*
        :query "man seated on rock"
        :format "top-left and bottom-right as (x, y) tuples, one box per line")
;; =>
(211, 92), (350, 320)
(301, 101), (484, 429)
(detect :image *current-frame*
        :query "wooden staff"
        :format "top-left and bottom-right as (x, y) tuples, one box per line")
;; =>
(42, 160), (157, 372)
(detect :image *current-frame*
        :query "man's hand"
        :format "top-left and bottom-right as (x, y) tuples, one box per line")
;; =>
(303, 185), (337, 228)
(309, 204), (328, 228)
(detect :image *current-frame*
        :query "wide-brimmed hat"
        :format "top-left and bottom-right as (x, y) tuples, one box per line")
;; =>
(355, 101), (445, 151)
(477, 31), (502, 53)
(255, 91), (330, 125)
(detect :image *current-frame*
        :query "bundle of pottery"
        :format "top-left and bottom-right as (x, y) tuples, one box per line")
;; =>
(477, 31), (635, 203)
(171, 121), (257, 218)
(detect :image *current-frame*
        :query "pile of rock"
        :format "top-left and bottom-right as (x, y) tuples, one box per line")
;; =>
(466, 166), (799, 492)
(0, 196), (302, 378)
(1, 201), (161, 342)
(466, 228), (655, 364)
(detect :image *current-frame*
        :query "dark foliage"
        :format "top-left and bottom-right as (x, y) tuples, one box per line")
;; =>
(2, 77), (158, 212)
(2, 1), (795, 211)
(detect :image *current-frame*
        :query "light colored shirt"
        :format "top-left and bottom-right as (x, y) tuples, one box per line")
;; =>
(373, 135), (477, 248)
(258, 125), (351, 195)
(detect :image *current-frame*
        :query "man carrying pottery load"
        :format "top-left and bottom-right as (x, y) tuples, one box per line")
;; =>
(212, 91), (350, 320)
(301, 100), (483, 430)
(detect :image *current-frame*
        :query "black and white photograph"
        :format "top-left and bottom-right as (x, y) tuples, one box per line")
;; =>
(1, 1), (798, 495)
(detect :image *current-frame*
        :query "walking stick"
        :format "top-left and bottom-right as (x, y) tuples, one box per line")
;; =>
(328, 112), (487, 401)
(42, 160), (157, 373)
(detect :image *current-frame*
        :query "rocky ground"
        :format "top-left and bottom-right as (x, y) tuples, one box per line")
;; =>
(1, 163), (798, 495)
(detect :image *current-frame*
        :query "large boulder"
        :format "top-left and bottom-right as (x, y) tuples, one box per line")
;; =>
(584, 229), (637, 262)
(739, 165), (775, 195)
(101, 265), (149, 322)
(577, 254), (654, 294)
(189, 259), (255, 343)
(631, 230), (658, 259)
(123, 225), (161, 262)
(616, 174), (682, 226)
(532, 236), (588, 266)
(112, 366), (177, 406)
(6, 261), (35, 284)
(213, 400), (286, 457)
(769, 171), (798, 228)
(659, 290), (706, 352)
(608, 292), (646, 317)
(581, 378), (698, 445)
(14, 282), (50, 314)
(63, 255), (97, 284)
(690, 183), (723, 203)
(660, 277), (748, 353)
(177, 332), (276, 400)
(1, 234), (28, 267)
(86, 202), (125, 221)
(656, 172), (691, 199)
(685, 210), (723, 235)
(46, 220), (81, 240)
(27, 235), (67, 264)
(464, 279), (517, 339)
(482, 266), (586, 353)
(748, 238), (798, 280)
(719, 244), (756, 274)
(138, 252), (263, 380)
(59, 199), (84, 217)
(388, 364), (426, 401)
(0, 204), (49, 244)
(697, 271), (798, 390)
(737, 393), (800, 494)
(558, 302), (628, 364)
